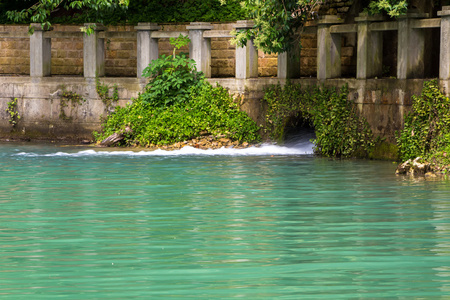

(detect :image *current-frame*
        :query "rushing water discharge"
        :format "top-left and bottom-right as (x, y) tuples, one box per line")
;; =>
(1, 141), (450, 299)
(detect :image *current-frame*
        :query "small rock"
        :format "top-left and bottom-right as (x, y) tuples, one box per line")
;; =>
(396, 157), (431, 175)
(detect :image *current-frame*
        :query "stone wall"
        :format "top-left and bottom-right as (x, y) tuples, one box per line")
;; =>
(319, 0), (354, 16)
(0, 23), (283, 78)
(0, 76), (429, 142)
(0, 25), (30, 74)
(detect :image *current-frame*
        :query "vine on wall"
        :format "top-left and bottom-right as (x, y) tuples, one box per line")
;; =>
(6, 97), (21, 127)
(264, 82), (374, 158)
(58, 86), (86, 121)
(96, 78), (119, 112)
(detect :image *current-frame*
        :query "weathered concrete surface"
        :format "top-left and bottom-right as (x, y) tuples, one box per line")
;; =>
(30, 24), (52, 77)
(187, 22), (213, 78)
(83, 24), (106, 78)
(135, 23), (160, 78)
(439, 7), (450, 79)
(355, 13), (384, 79)
(234, 21), (258, 79)
(0, 76), (432, 142)
(317, 16), (344, 80)
(0, 77), (143, 140)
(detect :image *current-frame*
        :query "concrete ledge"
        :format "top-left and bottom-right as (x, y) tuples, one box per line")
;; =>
(0, 76), (434, 142)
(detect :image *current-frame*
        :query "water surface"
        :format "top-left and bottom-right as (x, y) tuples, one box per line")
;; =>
(1, 142), (450, 299)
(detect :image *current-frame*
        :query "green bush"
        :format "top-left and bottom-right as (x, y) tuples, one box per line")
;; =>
(264, 82), (374, 158)
(397, 80), (450, 161)
(141, 34), (205, 108)
(95, 83), (260, 146)
(95, 34), (259, 147)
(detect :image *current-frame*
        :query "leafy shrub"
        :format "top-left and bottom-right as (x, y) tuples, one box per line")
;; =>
(95, 33), (259, 147)
(95, 83), (260, 146)
(397, 80), (450, 161)
(264, 82), (374, 158)
(141, 34), (205, 108)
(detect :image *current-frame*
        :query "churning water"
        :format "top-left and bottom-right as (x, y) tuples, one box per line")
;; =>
(1, 141), (450, 299)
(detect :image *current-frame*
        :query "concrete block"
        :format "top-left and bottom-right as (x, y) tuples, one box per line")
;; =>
(397, 12), (428, 79)
(135, 23), (160, 78)
(278, 42), (300, 79)
(22, 98), (53, 121)
(83, 23), (106, 78)
(187, 22), (213, 77)
(317, 16), (344, 80)
(30, 24), (52, 77)
(439, 7), (450, 80)
(234, 20), (258, 79)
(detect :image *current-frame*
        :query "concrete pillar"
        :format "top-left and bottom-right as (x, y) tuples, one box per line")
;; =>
(186, 22), (213, 78)
(277, 40), (300, 79)
(355, 13), (384, 79)
(438, 6), (450, 80)
(30, 23), (51, 77)
(317, 15), (344, 80)
(234, 20), (258, 79)
(397, 11), (428, 79)
(83, 23), (106, 78)
(135, 23), (160, 78)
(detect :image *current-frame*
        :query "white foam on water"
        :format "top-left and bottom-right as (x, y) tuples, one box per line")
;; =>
(13, 143), (314, 158)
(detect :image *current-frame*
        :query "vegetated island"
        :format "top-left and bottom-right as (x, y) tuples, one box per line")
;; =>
(94, 35), (260, 150)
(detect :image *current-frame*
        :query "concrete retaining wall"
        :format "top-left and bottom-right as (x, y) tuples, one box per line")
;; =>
(0, 76), (431, 142)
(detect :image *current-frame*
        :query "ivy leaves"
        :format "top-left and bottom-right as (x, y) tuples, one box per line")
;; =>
(397, 80), (450, 161)
(6, 98), (21, 127)
(367, 0), (408, 18)
(264, 82), (374, 158)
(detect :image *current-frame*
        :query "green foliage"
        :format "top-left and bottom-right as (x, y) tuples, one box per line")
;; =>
(58, 86), (86, 121)
(231, 0), (321, 54)
(95, 33), (259, 147)
(95, 83), (260, 146)
(1, 0), (245, 26)
(4, 0), (128, 32)
(227, 0), (410, 54)
(126, 0), (246, 24)
(6, 98), (21, 127)
(96, 77), (118, 109)
(264, 82), (374, 158)
(397, 80), (450, 161)
(367, 0), (408, 17)
(264, 82), (309, 141)
(141, 35), (205, 108)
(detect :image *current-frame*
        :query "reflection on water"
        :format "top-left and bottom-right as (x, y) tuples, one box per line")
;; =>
(1, 142), (450, 299)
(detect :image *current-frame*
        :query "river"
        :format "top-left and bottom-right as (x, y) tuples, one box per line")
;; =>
(1, 142), (450, 299)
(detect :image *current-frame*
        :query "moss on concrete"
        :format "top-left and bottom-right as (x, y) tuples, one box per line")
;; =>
(369, 140), (399, 161)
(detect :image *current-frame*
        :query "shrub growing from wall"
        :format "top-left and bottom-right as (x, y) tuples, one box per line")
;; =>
(397, 80), (450, 164)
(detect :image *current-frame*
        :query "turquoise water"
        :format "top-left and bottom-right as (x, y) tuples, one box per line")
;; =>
(1, 142), (450, 299)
